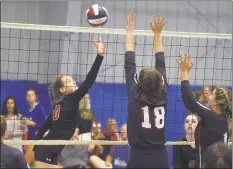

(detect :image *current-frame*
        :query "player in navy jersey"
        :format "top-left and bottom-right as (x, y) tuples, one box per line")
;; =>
(177, 53), (232, 168)
(33, 38), (107, 168)
(125, 12), (169, 168)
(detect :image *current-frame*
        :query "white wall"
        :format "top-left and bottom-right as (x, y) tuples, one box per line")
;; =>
(1, 0), (232, 86)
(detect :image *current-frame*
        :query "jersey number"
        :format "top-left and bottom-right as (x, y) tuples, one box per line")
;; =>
(142, 106), (165, 129)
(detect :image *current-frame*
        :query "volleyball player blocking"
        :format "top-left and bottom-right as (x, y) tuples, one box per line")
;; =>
(125, 12), (169, 168)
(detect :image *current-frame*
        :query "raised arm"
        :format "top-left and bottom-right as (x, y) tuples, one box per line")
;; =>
(124, 12), (136, 92)
(68, 39), (106, 105)
(150, 15), (167, 82)
(177, 54), (226, 131)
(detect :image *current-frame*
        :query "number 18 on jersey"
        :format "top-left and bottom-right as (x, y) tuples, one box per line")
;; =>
(141, 106), (165, 129)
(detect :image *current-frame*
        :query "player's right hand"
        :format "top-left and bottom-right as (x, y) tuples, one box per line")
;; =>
(126, 11), (134, 34)
(150, 15), (167, 35)
(176, 53), (194, 72)
(92, 38), (107, 56)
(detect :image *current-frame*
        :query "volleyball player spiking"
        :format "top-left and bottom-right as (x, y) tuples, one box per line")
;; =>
(33, 38), (107, 168)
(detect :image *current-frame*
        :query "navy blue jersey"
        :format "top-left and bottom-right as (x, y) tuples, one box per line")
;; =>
(173, 137), (196, 168)
(124, 51), (168, 148)
(181, 81), (228, 168)
(35, 54), (103, 153)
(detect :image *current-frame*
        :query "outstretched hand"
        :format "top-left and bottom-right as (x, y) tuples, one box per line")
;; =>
(92, 38), (107, 56)
(176, 53), (194, 72)
(150, 15), (167, 34)
(126, 11), (134, 34)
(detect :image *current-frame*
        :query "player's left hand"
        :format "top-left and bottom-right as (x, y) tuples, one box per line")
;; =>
(150, 15), (167, 34)
(126, 11), (134, 34)
(176, 53), (194, 72)
(92, 38), (107, 56)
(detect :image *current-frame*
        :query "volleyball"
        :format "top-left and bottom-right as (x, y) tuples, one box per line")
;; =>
(86, 4), (108, 27)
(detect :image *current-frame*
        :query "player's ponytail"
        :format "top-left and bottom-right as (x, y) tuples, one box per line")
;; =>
(49, 74), (65, 106)
(215, 87), (232, 143)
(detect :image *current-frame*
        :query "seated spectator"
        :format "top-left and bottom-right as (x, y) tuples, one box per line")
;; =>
(110, 123), (128, 168)
(90, 121), (112, 168)
(120, 124), (127, 141)
(1, 96), (35, 152)
(0, 116), (28, 168)
(78, 94), (93, 136)
(104, 118), (120, 142)
(173, 114), (199, 168)
(203, 142), (232, 168)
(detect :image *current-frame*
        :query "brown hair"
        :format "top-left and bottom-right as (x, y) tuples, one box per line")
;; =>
(138, 68), (162, 94)
(49, 74), (65, 105)
(215, 88), (232, 135)
(26, 88), (38, 102)
(0, 116), (6, 141)
(215, 88), (231, 115)
(186, 113), (200, 122)
(202, 85), (211, 92)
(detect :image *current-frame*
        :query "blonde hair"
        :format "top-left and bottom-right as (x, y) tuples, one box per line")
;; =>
(215, 88), (232, 135)
(79, 95), (93, 120)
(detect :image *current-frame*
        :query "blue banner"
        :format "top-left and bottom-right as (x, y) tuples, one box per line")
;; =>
(111, 146), (129, 168)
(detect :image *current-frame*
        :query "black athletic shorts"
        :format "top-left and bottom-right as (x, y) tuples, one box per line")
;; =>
(127, 145), (169, 168)
(34, 145), (64, 165)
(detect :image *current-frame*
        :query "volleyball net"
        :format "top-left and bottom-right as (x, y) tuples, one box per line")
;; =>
(1, 22), (232, 147)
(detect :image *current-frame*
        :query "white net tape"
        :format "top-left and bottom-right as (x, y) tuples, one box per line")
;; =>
(4, 140), (193, 146)
(1, 22), (232, 39)
(3, 140), (232, 146)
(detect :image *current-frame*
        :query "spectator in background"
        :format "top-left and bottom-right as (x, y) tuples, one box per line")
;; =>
(90, 121), (112, 168)
(193, 91), (202, 101)
(104, 118), (120, 142)
(1, 96), (35, 152)
(120, 124), (127, 141)
(203, 142), (232, 168)
(111, 123), (128, 168)
(199, 85), (212, 107)
(79, 94), (93, 136)
(25, 89), (47, 140)
(173, 114), (200, 168)
(24, 89), (47, 166)
(0, 116), (29, 168)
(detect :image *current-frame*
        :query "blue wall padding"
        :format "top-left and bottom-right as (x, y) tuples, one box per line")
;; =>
(1, 80), (231, 168)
